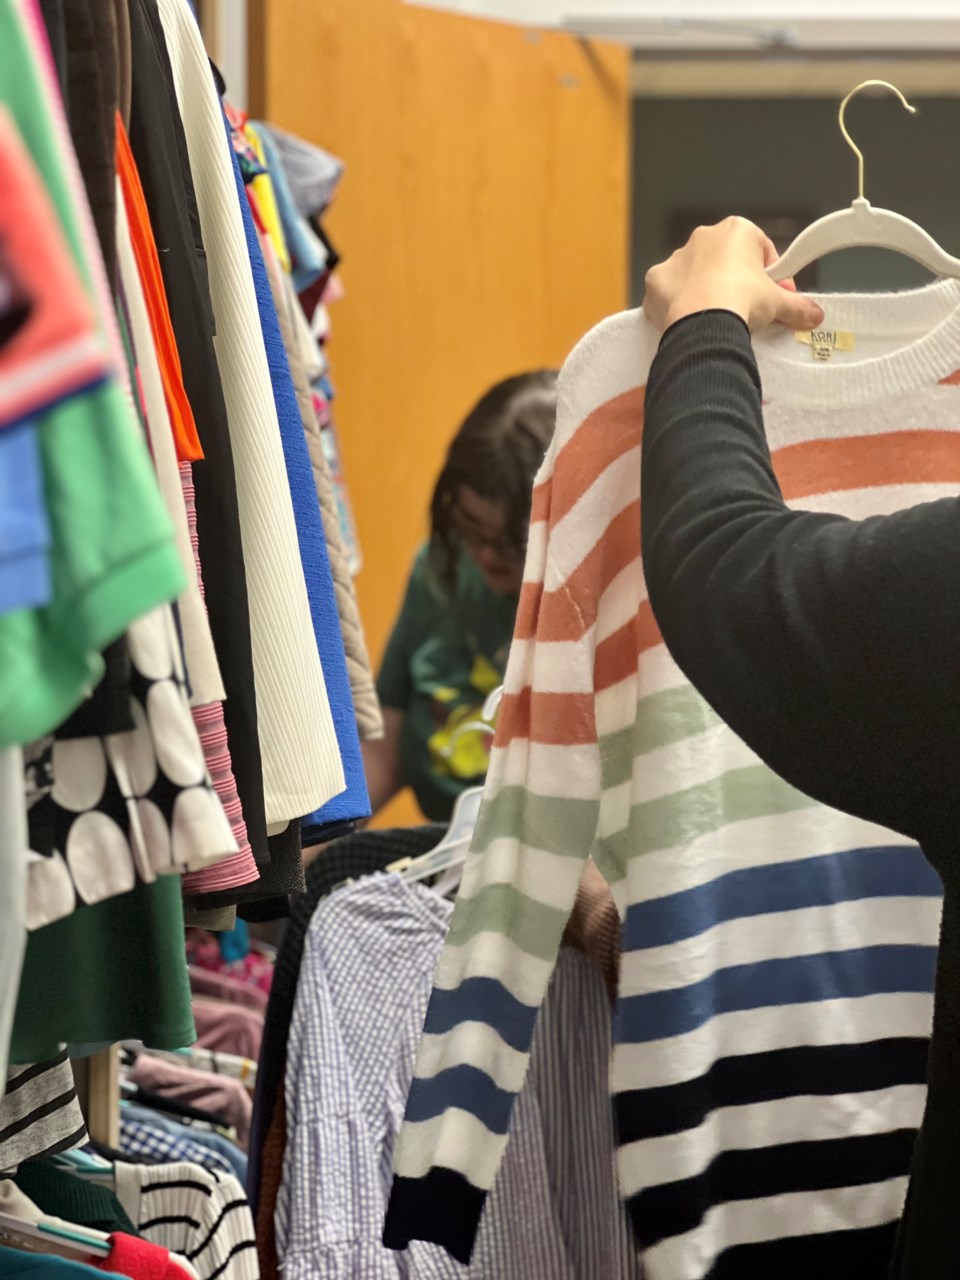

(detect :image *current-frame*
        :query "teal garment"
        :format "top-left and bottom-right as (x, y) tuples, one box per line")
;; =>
(0, 1245), (122, 1278)
(377, 546), (516, 821)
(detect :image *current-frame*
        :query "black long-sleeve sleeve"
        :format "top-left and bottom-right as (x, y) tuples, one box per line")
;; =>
(640, 308), (960, 1279)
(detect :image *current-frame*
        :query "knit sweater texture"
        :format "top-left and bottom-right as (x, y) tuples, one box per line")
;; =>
(384, 285), (960, 1278)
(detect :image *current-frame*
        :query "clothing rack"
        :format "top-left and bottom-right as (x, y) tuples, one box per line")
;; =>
(72, 1048), (120, 1150)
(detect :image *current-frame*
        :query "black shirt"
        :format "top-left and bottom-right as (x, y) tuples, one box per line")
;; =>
(641, 309), (960, 1279)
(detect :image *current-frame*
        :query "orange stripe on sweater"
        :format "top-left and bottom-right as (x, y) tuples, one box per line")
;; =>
(560, 500), (641, 635)
(515, 501), (641, 643)
(548, 389), (644, 528)
(594, 600), (663, 690)
(496, 687), (595, 748)
(531, 479), (552, 525)
(774, 431), (960, 500)
(636, 599), (662, 656)
(595, 618), (637, 693)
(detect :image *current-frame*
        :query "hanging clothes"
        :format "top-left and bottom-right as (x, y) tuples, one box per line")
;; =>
(112, 1161), (258, 1280)
(10, 873), (195, 1065)
(278, 874), (578, 1280)
(0, 1053), (86, 1174)
(115, 167), (223, 709)
(0, 6), (186, 751)
(0, 750), (26, 1092)
(0, 1247), (108, 1280)
(248, 824), (442, 1230)
(247, 124), (327, 294)
(0, 110), (109, 435)
(261, 242), (383, 747)
(154, 0), (344, 828)
(255, 124), (344, 226)
(126, 0), (268, 868)
(228, 119), (368, 834)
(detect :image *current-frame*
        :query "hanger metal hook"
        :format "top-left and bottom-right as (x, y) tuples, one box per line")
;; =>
(839, 79), (917, 203)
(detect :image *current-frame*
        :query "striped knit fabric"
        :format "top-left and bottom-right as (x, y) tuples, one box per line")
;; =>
(385, 290), (960, 1277)
(180, 462), (259, 895)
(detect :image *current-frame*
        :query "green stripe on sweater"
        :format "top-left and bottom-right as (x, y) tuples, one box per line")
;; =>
(446, 883), (570, 958)
(599, 685), (721, 789)
(603, 763), (817, 860)
(475, 788), (600, 858)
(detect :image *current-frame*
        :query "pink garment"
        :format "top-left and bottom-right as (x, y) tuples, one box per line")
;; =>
(192, 997), (263, 1063)
(21, 0), (129, 390)
(179, 462), (259, 895)
(0, 108), (110, 431)
(187, 934), (274, 998)
(188, 965), (268, 1013)
(129, 1055), (252, 1149)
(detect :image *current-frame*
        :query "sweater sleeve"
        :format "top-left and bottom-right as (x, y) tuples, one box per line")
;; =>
(383, 449), (602, 1264)
(641, 309), (960, 854)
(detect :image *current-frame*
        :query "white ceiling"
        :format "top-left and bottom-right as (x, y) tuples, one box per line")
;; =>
(405, 2), (960, 52)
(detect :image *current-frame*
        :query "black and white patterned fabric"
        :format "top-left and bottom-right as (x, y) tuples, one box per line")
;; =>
(24, 604), (235, 930)
(114, 1158), (258, 1280)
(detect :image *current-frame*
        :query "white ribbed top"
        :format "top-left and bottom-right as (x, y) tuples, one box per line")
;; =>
(157, 0), (345, 824)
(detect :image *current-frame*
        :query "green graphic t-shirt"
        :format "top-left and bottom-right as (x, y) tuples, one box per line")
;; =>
(377, 545), (517, 821)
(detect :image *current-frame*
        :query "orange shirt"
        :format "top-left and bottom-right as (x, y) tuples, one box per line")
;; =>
(116, 114), (203, 462)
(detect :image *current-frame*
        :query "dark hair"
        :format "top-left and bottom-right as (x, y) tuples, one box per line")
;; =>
(430, 370), (558, 587)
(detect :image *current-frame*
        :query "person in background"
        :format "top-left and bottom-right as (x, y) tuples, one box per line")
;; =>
(362, 370), (557, 822)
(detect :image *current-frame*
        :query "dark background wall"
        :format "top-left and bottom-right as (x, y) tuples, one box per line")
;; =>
(632, 95), (960, 303)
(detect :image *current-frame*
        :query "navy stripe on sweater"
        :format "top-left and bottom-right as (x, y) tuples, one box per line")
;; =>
(622, 845), (942, 951)
(617, 945), (938, 1044)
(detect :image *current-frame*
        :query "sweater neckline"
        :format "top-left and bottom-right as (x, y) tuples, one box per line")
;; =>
(752, 278), (960, 410)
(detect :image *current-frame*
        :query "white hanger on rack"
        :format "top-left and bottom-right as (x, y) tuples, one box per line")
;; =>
(387, 685), (504, 887)
(398, 784), (484, 886)
(768, 80), (960, 283)
(0, 1210), (112, 1260)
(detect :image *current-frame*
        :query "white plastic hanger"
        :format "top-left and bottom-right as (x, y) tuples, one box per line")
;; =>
(386, 685), (504, 887)
(768, 80), (960, 283)
(396, 784), (484, 886)
(0, 1210), (112, 1260)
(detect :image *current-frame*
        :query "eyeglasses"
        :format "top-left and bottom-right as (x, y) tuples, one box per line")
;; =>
(449, 509), (521, 561)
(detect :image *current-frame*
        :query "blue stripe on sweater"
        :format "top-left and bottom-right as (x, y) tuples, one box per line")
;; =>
(623, 845), (941, 953)
(617, 944), (938, 1045)
(405, 1065), (517, 1134)
(423, 978), (538, 1052)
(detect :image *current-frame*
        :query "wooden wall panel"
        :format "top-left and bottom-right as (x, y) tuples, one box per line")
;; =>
(262, 1), (630, 823)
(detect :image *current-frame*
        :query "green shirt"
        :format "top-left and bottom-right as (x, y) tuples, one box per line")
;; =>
(11, 876), (195, 1064)
(377, 546), (516, 821)
(0, 6), (185, 749)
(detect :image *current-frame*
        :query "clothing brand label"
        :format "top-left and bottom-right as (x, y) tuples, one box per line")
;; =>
(795, 329), (856, 362)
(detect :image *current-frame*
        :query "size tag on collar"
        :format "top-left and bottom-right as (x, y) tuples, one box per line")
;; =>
(795, 328), (856, 362)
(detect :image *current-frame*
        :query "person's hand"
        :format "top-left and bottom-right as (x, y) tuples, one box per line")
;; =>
(643, 216), (826, 335)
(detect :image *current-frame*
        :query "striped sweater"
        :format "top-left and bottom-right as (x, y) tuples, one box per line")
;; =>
(385, 287), (960, 1277)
